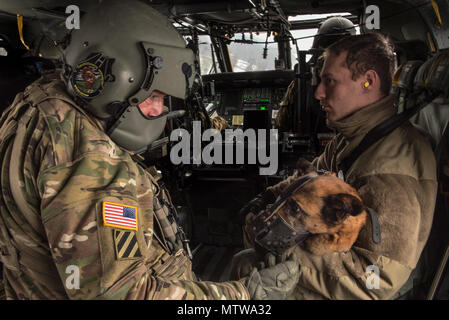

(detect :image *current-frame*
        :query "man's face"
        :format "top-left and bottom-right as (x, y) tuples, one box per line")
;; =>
(314, 51), (367, 121)
(138, 90), (166, 117)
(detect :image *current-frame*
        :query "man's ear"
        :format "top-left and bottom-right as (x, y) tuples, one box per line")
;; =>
(296, 158), (315, 176)
(322, 193), (364, 225)
(363, 69), (380, 91)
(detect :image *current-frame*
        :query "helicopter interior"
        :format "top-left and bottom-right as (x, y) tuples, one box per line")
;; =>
(0, 0), (449, 299)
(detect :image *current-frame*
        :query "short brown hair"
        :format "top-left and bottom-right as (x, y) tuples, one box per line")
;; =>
(325, 33), (396, 95)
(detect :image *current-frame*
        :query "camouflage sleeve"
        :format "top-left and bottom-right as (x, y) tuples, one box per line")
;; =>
(36, 101), (249, 300)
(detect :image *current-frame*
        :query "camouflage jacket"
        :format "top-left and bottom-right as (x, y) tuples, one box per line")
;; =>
(0, 74), (249, 300)
(259, 95), (438, 299)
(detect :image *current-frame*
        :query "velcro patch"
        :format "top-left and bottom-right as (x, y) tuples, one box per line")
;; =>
(114, 230), (141, 259)
(103, 201), (138, 231)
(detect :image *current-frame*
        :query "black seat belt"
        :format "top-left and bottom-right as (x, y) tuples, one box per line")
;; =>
(337, 91), (439, 246)
(339, 91), (440, 175)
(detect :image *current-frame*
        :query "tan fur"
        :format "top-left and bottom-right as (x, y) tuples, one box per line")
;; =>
(278, 164), (367, 255)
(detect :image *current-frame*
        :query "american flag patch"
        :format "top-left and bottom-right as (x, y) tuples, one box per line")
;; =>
(102, 201), (138, 231)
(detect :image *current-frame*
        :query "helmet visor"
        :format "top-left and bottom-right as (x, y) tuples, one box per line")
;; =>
(128, 42), (195, 106)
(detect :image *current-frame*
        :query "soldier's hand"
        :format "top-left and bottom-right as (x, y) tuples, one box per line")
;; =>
(238, 189), (276, 220)
(244, 252), (299, 300)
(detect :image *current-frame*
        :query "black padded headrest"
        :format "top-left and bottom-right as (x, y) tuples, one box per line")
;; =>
(426, 52), (449, 97)
(413, 56), (437, 91)
(396, 60), (423, 90)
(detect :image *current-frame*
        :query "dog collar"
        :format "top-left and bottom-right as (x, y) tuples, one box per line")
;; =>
(366, 207), (381, 244)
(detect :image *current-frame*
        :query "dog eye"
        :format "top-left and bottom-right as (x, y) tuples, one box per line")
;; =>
(285, 198), (304, 216)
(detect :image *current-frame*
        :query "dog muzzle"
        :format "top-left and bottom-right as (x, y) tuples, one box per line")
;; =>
(246, 171), (327, 256)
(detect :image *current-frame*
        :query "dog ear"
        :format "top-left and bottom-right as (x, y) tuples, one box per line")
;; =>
(322, 193), (364, 225)
(340, 193), (364, 216)
(296, 158), (315, 176)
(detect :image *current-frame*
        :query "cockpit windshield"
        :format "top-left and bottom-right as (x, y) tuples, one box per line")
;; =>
(196, 12), (359, 74)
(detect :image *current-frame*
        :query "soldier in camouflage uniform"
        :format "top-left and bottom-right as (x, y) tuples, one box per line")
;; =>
(0, 1), (299, 300)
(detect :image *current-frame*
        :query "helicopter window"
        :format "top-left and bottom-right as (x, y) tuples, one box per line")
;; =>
(198, 35), (214, 75)
(198, 32), (278, 74)
(196, 12), (360, 74)
(288, 12), (353, 22)
(228, 32), (277, 72)
(290, 28), (318, 63)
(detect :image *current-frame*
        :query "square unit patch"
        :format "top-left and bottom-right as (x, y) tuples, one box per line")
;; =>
(103, 201), (138, 231)
(114, 230), (142, 259)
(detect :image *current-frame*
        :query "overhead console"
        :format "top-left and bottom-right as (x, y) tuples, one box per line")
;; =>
(202, 70), (294, 129)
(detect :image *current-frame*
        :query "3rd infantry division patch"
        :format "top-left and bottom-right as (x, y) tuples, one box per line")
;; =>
(114, 230), (142, 259)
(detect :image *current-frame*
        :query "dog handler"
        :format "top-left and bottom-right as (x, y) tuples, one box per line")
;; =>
(239, 33), (437, 299)
(0, 0), (300, 300)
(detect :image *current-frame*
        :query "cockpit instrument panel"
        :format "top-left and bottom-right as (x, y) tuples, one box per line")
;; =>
(202, 70), (294, 128)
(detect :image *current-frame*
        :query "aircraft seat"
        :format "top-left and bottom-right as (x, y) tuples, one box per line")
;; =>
(392, 60), (423, 113)
(411, 51), (449, 158)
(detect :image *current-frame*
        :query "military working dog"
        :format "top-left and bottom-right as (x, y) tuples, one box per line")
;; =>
(246, 159), (367, 255)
